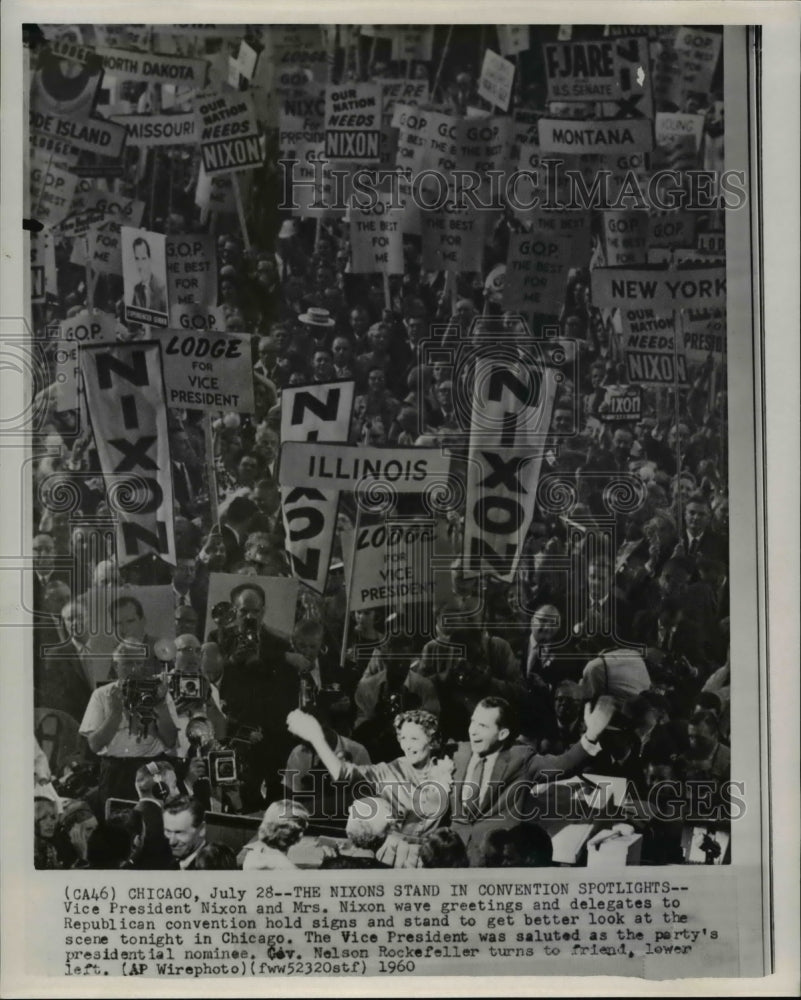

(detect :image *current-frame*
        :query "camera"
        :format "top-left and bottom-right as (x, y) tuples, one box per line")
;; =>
(298, 675), (317, 712)
(53, 760), (98, 799)
(169, 671), (209, 704)
(235, 616), (261, 655)
(387, 690), (405, 718)
(210, 601), (236, 629)
(452, 658), (475, 687)
(208, 750), (238, 784)
(121, 677), (162, 714)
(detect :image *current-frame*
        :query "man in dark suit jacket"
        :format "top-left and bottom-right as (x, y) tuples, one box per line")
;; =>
(571, 557), (632, 653)
(171, 427), (205, 519)
(219, 496), (258, 571)
(681, 493), (728, 567)
(36, 637), (94, 723)
(32, 532), (70, 615)
(35, 595), (96, 721)
(449, 695), (614, 865)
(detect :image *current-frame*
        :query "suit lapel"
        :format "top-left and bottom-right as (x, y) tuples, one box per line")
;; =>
(478, 746), (527, 816)
(451, 744), (472, 816)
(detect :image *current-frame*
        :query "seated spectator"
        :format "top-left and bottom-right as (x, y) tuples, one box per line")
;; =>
(480, 823), (554, 868)
(419, 828), (470, 868)
(194, 843), (239, 870)
(681, 710), (731, 785)
(34, 796), (62, 870)
(238, 799), (310, 870)
(134, 760), (181, 807)
(86, 819), (135, 870)
(58, 799), (99, 869)
(535, 681), (585, 755)
(317, 796), (396, 868)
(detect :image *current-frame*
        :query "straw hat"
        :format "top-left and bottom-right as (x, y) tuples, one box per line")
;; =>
(298, 307), (335, 328)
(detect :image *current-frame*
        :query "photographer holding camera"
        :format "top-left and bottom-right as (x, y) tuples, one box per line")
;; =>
(167, 634), (228, 758)
(181, 716), (243, 814)
(78, 641), (179, 802)
(207, 584), (288, 723)
(206, 583), (289, 808)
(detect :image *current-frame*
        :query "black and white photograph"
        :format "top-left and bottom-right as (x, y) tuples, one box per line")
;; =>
(0, 3), (798, 996)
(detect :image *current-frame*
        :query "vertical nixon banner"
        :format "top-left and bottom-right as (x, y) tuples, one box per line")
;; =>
(279, 380), (356, 593)
(463, 350), (559, 581)
(79, 342), (177, 566)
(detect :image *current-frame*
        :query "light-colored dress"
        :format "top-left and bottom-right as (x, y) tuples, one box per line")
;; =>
(343, 756), (453, 838)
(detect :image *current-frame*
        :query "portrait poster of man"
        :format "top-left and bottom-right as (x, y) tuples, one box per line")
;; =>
(121, 226), (169, 328)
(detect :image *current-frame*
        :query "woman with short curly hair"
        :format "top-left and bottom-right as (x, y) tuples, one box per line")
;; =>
(287, 708), (453, 841)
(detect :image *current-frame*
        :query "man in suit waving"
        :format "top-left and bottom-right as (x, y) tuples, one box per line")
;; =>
(450, 695), (615, 865)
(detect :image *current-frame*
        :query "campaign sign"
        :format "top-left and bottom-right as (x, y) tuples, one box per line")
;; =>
(538, 117), (653, 155)
(195, 90), (262, 174)
(421, 202), (485, 274)
(110, 112), (198, 146)
(591, 267), (726, 311)
(278, 443), (452, 492)
(682, 306), (727, 362)
(341, 521), (435, 612)
(279, 381), (356, 594)
(478, 50), (516, 111)
(159, 329), (254, 413)
(325, 83), (382, 162)
(121, 227), (169, 328)
(497, 26), (530, 56)
(544, 38), (649, 106)
(30, 161), (78, 227)
(599, 385), (642, 422)
(603, 210), (648, 266)
(165, 235), (217, 307)
(349, 194), (404, 275)
(54, 310), (119, 412)
(503, 232), (573, 318)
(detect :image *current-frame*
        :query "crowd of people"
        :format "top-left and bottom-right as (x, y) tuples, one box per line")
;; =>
(30, 23), (731, 870)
